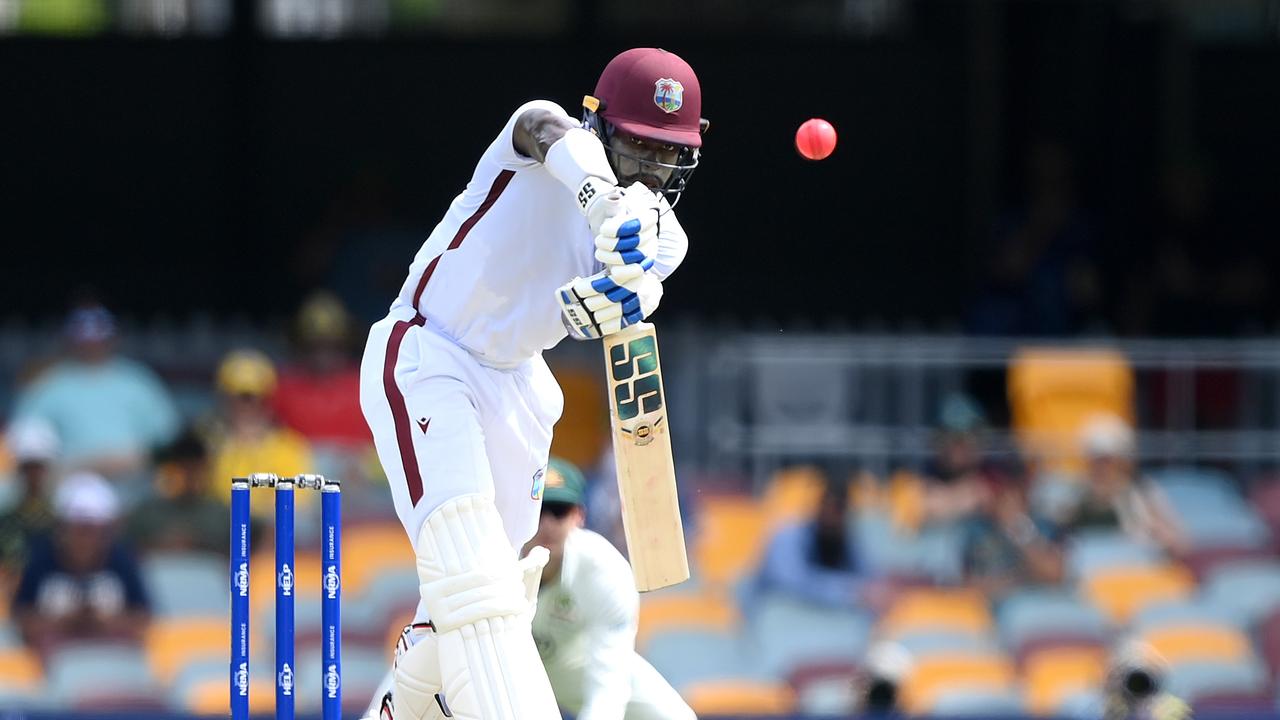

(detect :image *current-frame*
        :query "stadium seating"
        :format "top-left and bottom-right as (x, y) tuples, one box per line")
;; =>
(1163, 658), (1270, 702)
(684, 679), (797, 715)
(878, 589), (993, 638)
(898, 652), (1016, 715)
(1081, 563), (1195, 624)
(1202, 560), (1280, 625)
(997, 589), (1107, 655)
(761, 466), (827, 527)
(1064, 530), (1163, 580)
(45, 642), (162, 708)
(645, 628), (757, 689)
(749, 593), (872, 678)
(637, 591), (740, 652)
(927, 686), (1025, 716)
(692, 495), (770, 588)
(1007, 348), (1134, 471)
(145, 616), (228, 683)
(1132, 598), (1243, 632)
(0, 646), (43, 694)
(140, 551), (228, 617)
(1022, 645), (1107, 716)
(1140, 624), (1252, 665)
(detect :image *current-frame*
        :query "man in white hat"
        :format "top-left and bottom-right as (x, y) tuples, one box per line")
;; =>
(0, 419), (60, 573)
(11, 472), (151, 651)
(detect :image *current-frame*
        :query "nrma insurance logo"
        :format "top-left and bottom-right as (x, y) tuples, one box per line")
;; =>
(279, 563), (294, 597)
(279, 662), (294, 696)
(235, 562), (249, 597)
(324, 564), (340, 600)
(325, 664), (341, 698)
(235, 662), (249, 696)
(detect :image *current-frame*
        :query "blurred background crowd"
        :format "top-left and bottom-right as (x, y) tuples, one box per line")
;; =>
(3, 0), (1280, 718)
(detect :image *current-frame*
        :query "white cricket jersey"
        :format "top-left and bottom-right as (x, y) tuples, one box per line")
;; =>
(532, 528), (641, 718)
(393, 100), (688, 369)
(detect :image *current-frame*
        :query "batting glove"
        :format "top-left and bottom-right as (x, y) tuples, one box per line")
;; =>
(557, 269), (663, 341)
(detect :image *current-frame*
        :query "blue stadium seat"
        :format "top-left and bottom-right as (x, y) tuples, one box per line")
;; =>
(141, 551), (229, 617)
(1149, 467), (1241, 508)
(1056, 688), (1105, 719)
(894, 630), (1000, 658)
(46, 643), (159, 703)
(1203, 560), (1280, 625)
(1133, 599), (1244, 632)
(1179, 510), (1271, 550)
(1065, 530), (1162, 579)
(854, 512), (963, 583)
(928, 686), (1025, 716)
(1165, 658), (1268, 702)
(997, 589), (1106, 650)
(296, 645), (387, 714)
(644, 629), (760, 690)
(749, 593), (872, 678)
(359, 566), (420, 618)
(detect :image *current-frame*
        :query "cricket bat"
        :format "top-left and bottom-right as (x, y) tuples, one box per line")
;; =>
(602, 321), (690, 592)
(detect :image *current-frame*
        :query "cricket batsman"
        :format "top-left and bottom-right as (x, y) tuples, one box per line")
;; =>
(358, 48), (706, 720)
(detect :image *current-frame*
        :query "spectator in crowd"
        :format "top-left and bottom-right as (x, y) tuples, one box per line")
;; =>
(127, 429), (224, 556)
(272, 292), (369, 447)
(961, 474), (1064, 603)
(918, 394), (1003, 528)
(0, 419), (59, 575)
(755, 481), (888, 611)
(12, 472), (150, 653)
(12, 304), (179, 479)
(207, 349), (313, 518)
(1057, 414), (1186, 556)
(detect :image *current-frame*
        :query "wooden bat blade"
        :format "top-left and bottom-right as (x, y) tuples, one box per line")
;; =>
(602, 322), (690, 592)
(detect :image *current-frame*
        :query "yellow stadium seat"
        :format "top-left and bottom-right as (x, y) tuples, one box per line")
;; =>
(1023, 646), (1107, 715)
(762, 466), (827, 527)
(637, 592), (740, 651)
(547, 367), (608, 469)
(887, 470), (926, 532)
(1008, 349), (1133, 472)
(692, 496), (768, 587)
(684, 679), (797, 715)
(0, 647), (43, 689)
(1142, 624), (1250, 664)
(901, 653), (1016, 715)
(341, 523), (415, 595)
(184, 676), (274, 714)
(147, 616), (228, 683)
(879, 589), (993, 638)
(1082, 565), (1194, 625)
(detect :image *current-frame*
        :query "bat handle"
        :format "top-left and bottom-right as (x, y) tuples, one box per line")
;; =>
(612, 321), (654, 339)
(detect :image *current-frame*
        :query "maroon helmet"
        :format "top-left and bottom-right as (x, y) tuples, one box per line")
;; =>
(583, 48), (708, 205)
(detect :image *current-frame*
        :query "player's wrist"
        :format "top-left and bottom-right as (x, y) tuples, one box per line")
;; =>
(545, 127), (618, 203)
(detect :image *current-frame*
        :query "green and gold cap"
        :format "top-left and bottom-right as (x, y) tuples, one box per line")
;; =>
(542, 457), (587, 507)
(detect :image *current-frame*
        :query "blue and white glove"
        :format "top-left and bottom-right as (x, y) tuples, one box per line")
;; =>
(593, 182), (660, 276)
(557, 269), (663, 341)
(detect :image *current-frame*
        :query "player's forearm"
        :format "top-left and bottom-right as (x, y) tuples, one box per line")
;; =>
(513, 108), (582, 163)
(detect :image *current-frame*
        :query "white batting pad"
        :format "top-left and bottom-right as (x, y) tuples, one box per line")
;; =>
(416, 495), (561, 720)
(386, 629), (446, 720)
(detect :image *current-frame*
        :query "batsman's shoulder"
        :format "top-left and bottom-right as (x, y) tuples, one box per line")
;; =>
(509, 99), (572, 128)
